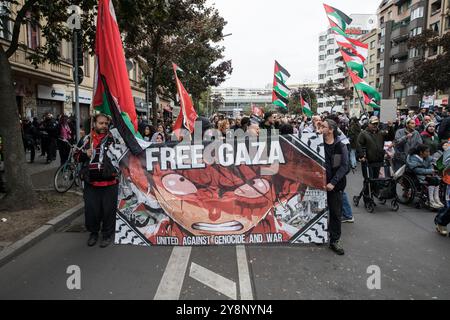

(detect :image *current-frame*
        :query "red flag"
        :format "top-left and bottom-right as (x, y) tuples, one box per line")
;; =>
(172, 63), (198, 136)
(93, 0), (138, 132)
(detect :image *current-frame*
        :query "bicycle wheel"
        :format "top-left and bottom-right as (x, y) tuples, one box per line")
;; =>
(54, 162), (76, 193)
(395, 175), (415, 205)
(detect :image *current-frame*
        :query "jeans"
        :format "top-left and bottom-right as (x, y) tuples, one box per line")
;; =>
(342, 192), (353, 219)
(350, 149), (357, 169)
(327, 191), (343, 243)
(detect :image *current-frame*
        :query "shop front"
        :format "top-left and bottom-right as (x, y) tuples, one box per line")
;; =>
(134, 97), (149, 118)
(36, 85), (66, 118)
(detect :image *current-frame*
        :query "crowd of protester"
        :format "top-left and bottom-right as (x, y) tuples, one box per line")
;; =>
(1, 104), (448, 252)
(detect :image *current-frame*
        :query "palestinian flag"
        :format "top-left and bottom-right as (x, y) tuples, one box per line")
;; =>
(324, 4), (352, 32)
(172, 63), (198, 138)
(273, 61), (291, 110)
(331, 27), (368, 61)
(349, 70), (381, 102)
(340, 48), (365, 78)
(363, 92), (381, 111)
(301, 95), (313, 117)
(93, 0), (143, 155)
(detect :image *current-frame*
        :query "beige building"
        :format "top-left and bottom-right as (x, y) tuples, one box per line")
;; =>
(1, 0), (149, 131)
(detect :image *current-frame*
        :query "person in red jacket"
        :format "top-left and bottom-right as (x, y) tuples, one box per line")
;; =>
(77, 114), (119, 248)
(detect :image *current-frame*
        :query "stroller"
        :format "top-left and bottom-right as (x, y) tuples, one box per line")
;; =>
(353, 152), (399, 213)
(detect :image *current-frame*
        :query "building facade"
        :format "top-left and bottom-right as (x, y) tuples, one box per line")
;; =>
(377, 0), (429, 109)
(1, 0), (151, 131)
(210, 87), (273, 115)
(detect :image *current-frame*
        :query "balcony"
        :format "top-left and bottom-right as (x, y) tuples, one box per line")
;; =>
(390, 43), (408, 58)
(389, 61), (407, 74)
(391, 24), (409, 41)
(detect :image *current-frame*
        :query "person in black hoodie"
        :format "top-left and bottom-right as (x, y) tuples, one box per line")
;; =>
(319, 119), (349, 256)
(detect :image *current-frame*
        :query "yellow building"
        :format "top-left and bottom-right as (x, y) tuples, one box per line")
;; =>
(1, 0), (148, 131)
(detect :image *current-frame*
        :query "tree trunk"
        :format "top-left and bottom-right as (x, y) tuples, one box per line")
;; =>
(0, 45), (37, 210)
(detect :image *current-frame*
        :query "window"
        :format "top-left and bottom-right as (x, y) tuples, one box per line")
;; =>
(370, 54), (375, 63)
(327, 70), (334, 76)
(319, 55), (326, 61)
(429, 46), (438, 56)
(370, 41), (376, 49)
(319, 74), (325, 80)
(380, 59), (385, 68)
(319, 45), (326, 51)
(0, 2), (12, 41)
(410, 27), (422, 37)
(84, 53), (90, 77)
(319, 35), (326, 42)
(327, 49), (334, 55)
(411, 7), (424, 21)
(327, 39), (334, 45)
(380, 44), (385, 53)
(369, 68), (375, 76)
(430, 22), (439, 33)
(409, 48), (420, 58)
(381, 28), (385, 37)
(26, 11), (40, 50)
(407, 86), (417, 96)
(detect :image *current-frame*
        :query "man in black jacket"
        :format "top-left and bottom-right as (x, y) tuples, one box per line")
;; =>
(320, 119), (349, 255)
(76, 114), (119, 248)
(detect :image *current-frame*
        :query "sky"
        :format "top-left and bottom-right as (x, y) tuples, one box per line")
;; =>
(209, 0), (382, 88)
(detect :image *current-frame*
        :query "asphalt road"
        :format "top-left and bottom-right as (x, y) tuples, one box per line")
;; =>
(0, 169), (449, 300)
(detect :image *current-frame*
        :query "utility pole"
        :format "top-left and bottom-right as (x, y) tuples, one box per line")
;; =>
(67, 5), (82, 141)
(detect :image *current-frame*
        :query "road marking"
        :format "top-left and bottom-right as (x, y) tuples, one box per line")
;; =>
(236, 245), (254, 300)
(154, 246), (192, 300)
(189, 262), (237, 300)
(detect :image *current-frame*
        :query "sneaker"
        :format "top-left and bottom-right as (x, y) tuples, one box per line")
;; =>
(87, 233), (99, 247)
(436, 225), (448, 237)
(100, 236), (113, 248)
(342, 217), (355, 223)
(329, 241), (345, 255)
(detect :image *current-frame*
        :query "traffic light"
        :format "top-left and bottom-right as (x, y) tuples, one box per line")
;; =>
(72, 30), (84, 67)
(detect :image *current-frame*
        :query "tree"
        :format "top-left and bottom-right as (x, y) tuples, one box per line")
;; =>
(0, 0), (96, 209)
(319, 78), (353, 110)
(114, 0), (232, 122)
(401, 29), (450, 96)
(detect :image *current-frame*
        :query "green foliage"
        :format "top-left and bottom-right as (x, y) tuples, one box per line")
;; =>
(114, 0), (232, 115)
(319, 79), (353, 107)
(1, 0), (97, 64)
(402, 29), (450, 95)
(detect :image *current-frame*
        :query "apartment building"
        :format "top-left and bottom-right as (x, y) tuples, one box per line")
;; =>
(377, 0), (429, 109)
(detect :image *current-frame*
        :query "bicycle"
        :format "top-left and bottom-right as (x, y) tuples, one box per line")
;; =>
(54, 140), (82, 193)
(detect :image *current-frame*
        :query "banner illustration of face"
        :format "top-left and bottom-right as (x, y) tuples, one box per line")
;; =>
(115, 133), (329, 246)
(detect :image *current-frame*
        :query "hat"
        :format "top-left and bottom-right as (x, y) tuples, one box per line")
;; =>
(369, 116), (379, 124)
(425, 122), (436, 130)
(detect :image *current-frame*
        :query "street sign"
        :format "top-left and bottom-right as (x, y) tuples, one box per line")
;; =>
(66, 5), (81, 30)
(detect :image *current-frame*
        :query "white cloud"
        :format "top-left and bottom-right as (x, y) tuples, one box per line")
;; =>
(209, 0), (381, 88)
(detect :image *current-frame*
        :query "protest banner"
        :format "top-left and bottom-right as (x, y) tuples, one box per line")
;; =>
(112, 131), (329, 246)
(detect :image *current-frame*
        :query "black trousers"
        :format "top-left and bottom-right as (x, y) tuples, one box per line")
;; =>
(47, 137), (57, 161)
(84, 182), (119, 237)
(327, 190), (343, 243)
(57, 139), (71, 165)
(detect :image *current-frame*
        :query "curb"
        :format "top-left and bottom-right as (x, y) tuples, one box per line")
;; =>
(0, 203), (84, 269)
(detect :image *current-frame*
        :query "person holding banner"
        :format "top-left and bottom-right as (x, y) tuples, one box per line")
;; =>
(76, 114), (120, 248)
(320, 119), (349, 256)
